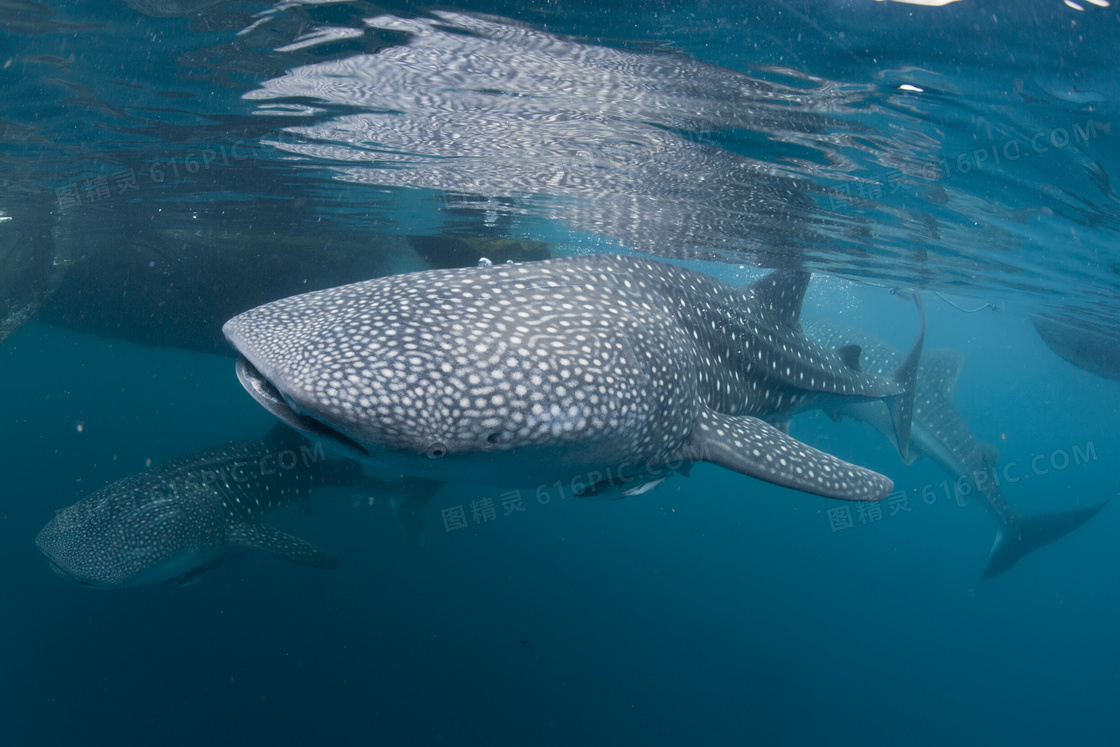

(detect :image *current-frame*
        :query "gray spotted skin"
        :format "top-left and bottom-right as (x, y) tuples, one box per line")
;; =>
(225, 254), (918, 501)
(804, 318), (1108, 576)
(1030, 314), (1120, 381)
(803, 318), (1001, 508)
(35, 429), (366, 589)
(681, 409), (892, 499)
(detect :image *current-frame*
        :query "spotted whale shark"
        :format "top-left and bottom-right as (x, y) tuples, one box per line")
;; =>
(224, 254), (923, 502)
(1030, 313), (1120, 382)
(36, 425), (440, 588)
(804, 318), (1107, 577)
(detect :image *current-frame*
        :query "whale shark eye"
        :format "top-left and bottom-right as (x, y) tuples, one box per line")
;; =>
(426, 442), (448, 459)
(486, 432), (502, 445)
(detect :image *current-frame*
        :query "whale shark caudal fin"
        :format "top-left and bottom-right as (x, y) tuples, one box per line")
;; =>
(225, 522), (341, 569)
(675, 408), (894, 501)
(982, 501), (1109, 579)
(884, 293), (926, 462)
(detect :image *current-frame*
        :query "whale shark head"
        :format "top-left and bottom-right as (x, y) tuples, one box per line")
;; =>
(35, 475), (227, 589)
(224, 258), (687, 484)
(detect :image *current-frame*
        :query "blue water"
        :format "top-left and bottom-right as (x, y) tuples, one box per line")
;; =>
(2, 2), (1119, 745)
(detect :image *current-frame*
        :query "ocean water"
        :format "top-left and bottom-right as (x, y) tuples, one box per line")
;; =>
(1, 2), (1118, 745)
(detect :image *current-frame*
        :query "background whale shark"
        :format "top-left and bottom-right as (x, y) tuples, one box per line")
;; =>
(36, 425), (441, 588)
(1030, 314), (1120, 382)
(803, 318), (1107, 578)
(224, 254), (923, 502)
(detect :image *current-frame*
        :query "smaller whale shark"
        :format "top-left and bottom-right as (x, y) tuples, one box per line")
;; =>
(1030, 314), (1120, 382)
(36, 425), (441, 588)
(804, 318), (1107, 577)
(224, 254), (923, 502)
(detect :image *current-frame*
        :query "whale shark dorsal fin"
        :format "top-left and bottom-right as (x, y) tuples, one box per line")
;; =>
(225, 522), (340, 569)
(835, 344), (862, 372)
(921, 348), (965, 400)
(676, 408), (894, 501)
(744, 269), (811, 326)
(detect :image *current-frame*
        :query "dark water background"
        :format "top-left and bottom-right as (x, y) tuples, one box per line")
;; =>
(2, 1), (1119, 745)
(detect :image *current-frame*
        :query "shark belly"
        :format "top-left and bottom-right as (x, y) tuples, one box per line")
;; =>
(122, 547), (220, 588)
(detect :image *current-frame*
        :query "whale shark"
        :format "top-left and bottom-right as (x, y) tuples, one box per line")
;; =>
(36, 425), (440, 588)
(803, 318), (1107, 577)
(224, 254), (923, 502)
(1030, 313), (1120, 382)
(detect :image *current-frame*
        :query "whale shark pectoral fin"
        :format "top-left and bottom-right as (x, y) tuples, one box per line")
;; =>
(676, 409), (893, 501)
(885, 292), (925, 461)
(225, 522), (340, 569)
(619, 476), (669, 497)
(982, 501), (1108, 579)
(575, 474), (671, 500)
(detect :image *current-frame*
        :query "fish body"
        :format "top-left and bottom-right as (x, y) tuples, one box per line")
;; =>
(804, 318), (1107, 577)
(35, 426), (417, 588)
(224, 255), (923, 501)
(1031, 314), (1120, 382)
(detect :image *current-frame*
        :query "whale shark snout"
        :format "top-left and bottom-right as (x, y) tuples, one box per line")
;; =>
(234, 356), (371, 460)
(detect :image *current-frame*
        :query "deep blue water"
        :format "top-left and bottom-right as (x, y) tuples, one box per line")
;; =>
(2, 2), (1119, 745)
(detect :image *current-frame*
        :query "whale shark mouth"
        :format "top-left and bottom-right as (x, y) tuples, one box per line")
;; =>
(43, 557), (103, 588)
(234, 357), (370, 459)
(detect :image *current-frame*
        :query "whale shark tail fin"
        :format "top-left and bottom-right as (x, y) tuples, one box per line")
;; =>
(884, 293), (925, 461)
(982, 501), (1108, 579)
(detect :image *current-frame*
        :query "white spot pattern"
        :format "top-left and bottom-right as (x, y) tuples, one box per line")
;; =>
(224, 254), (906, 500)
